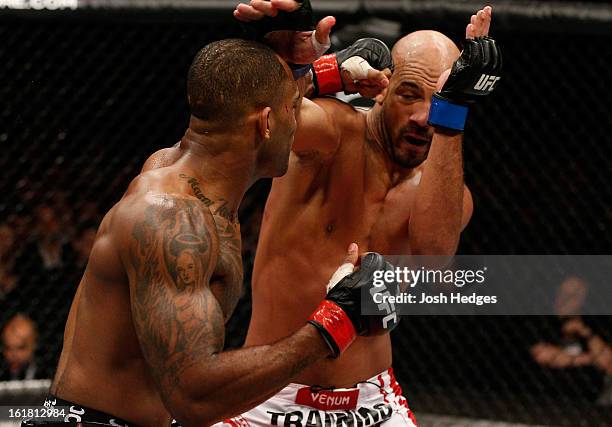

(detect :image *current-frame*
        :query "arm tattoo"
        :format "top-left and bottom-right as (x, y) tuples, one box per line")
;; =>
(130, 197), (224, 393)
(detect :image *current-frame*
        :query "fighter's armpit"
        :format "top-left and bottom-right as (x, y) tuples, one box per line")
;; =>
(123, 196), (224, 397)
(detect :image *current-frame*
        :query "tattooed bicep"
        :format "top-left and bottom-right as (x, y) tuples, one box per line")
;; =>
(127, 196), (224, 392)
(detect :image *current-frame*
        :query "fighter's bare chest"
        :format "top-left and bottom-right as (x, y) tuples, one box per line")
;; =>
(209, 216), (243, 321)
(322, 171), (421, 254)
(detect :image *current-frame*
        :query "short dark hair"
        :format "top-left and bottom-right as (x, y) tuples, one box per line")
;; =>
(187, 39), (290, 122)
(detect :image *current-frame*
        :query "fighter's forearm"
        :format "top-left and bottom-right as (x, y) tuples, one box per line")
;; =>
(408, 131), (465, 256)
(173, 324), (328, 426)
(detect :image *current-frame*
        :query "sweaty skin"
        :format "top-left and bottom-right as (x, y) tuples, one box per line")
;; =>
(50, 58), (332, 427)
(247, 31), (474, 387)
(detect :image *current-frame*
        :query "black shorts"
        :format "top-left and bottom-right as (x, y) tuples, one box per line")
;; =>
(20, 395), (137, 427)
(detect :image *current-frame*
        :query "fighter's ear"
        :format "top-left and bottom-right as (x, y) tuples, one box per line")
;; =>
(375, 87), (389, 105)
(257, 106), (272, 142)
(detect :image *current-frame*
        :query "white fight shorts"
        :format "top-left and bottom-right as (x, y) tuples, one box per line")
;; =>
(216, 368), (417, 427)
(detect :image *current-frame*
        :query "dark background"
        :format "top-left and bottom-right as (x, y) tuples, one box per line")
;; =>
(1, 1), (611, 425)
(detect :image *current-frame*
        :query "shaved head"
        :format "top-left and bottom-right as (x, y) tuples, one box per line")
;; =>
(391, 30), (459, 74)
(378, 31), (460, 169)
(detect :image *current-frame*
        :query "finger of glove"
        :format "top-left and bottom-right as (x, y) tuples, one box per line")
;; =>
(456, 38), (475, 73)
(360, 38), (393, 70)
(470, 38), (485, 70)
(484, 37), (498, 72)
(442, 41), (471, 93)
(488, 38), (502, 72)
(369, 40), (393, 70)
(250, 0), (279, 17)
(479, 38), (491, 70)
(360, 252), (386, 273)
(270, 0), (301, 11)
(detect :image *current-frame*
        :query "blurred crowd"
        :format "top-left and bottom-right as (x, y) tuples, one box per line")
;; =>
(0, 190), (100, 302)
(531, 276), (612, 405)
(0, 183), (102, 380)
(0, 177), (267, 381)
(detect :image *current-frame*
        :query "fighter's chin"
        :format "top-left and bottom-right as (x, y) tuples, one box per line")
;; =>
(271, 161), (290, 178)
(392, 142), (430, 168)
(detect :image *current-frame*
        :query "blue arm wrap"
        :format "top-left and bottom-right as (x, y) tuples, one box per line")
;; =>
(427, 94), (469, 132)
(289, 63), (313, 80)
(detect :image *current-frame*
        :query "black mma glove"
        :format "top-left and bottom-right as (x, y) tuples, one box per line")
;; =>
(428, 36), (502, 132)
(313, 38), (393, 95)
(308, 253), (400, 358)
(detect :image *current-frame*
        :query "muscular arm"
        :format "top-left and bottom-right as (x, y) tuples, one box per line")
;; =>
(124, 196), (328, 426)
(408, 131), (473, 256)
(291, 72), (341, 155)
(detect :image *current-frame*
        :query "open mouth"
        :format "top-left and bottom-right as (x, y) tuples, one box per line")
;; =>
(402, 135), (429, 146)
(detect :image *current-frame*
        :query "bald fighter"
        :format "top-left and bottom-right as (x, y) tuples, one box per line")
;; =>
(33, 12), (400, 427)
(229, 2), (502, 426)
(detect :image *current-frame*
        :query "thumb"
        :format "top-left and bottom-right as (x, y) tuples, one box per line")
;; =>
(343, 242), (359, 266)
(315, 16), (335, 45)
(326, 243), (358, 292)
(375, 87), (388, 105)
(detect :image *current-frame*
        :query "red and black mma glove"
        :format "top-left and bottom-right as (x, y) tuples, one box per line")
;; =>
(312, 38), (394, 95)
(428, 36), (502, 132)
(308, 253), (401, 358)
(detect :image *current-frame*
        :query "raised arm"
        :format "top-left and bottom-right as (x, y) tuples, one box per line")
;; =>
(409, 6), (499, 255)
(123, 196), (328, 426)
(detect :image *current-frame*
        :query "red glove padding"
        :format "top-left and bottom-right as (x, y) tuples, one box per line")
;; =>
(312, 54), (343, 95)
(308, 300), (357, 358)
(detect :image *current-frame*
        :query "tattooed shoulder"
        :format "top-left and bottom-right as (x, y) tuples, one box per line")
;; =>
(125, 195), (224, 392)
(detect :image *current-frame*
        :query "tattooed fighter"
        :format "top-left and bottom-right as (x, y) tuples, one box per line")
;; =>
(229, 2), (502, 426)
(39, 11), (400, 427)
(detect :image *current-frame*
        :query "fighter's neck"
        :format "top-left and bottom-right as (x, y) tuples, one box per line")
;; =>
(365, 105), (418, 185)
(177, 128), (256, 223)
(365, 103), (388, 153)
